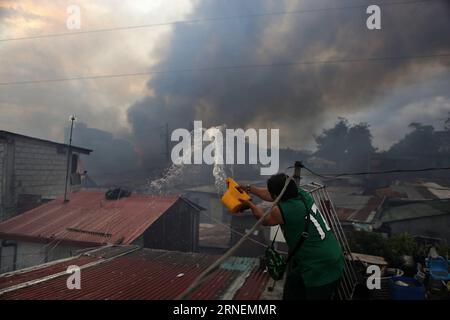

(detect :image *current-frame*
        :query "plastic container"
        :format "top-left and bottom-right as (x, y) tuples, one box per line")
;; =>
(370, 268), (404, 300)
(389, 276), (426, 300)
(427, 256), (450, 281)
(221, 178), (251, 213)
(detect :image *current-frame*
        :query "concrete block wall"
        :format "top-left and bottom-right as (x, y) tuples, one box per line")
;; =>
(0, 142), (4, 216)
(0, 133), (86, 221)
(13, 137), (69, 202)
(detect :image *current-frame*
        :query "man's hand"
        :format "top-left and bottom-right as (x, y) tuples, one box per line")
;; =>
(238, 198), (254, 212)
(237, 184), (251, 194)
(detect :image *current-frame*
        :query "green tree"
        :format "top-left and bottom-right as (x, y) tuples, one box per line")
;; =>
(347, 230), (390, 258)
(385, 233), (418, 266)
(315, 118), (376, 171)
(348, 231), (420, 267)
(315, 118), (349, 165)
(388, 122), (440, 156)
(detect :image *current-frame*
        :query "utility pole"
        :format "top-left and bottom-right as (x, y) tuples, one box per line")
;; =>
(293, 160), (303, 186)
(64, 115), (76, 203)
(160, 123), (170, 162)
(165, 123), (170, 162)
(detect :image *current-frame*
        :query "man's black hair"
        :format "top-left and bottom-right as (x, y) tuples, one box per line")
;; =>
(267, 173), (298, 201)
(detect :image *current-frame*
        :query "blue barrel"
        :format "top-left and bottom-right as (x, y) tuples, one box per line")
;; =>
(389, 276), (426, 300)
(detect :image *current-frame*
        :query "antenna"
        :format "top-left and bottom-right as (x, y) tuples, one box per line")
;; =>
(64, 115), (76, 203)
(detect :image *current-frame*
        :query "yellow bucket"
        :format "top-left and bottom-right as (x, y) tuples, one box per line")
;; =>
(221, 178), (251, 213)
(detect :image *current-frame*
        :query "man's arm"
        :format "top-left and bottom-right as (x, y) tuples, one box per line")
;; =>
(239, 185), (273, 202)
(240, 199), (284, 226)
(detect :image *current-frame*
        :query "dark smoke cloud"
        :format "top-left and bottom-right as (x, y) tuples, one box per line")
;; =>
(127, 0), (450, 165)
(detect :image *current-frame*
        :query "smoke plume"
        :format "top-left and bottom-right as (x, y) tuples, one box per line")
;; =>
(127, 0), (450, 166)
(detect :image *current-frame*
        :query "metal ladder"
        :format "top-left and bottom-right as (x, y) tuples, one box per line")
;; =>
(302, 182), (358, 300)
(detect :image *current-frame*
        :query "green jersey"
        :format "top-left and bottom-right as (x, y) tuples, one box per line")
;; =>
(278, 188), (344, 287)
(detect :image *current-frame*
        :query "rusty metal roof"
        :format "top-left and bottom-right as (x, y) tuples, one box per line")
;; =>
(0, 191), (191, 247)
(348, 196), (384, 223)
(335, 207), (355, 221)
(0, 246), (270, 300)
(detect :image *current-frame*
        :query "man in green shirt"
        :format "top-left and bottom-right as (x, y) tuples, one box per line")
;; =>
(239, 173), (344, 300)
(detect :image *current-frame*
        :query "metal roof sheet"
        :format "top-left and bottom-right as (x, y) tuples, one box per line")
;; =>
(0, 246), (270, 300)
(421, 182), (450, 199)
(328, 194), (372, 211)
(391, 186), (429, 200)
(348, 196), (384, 223)
(381, 199), (450, 222)
(0, 191), (185, 246)
(335, 208), (355, 221)
(0, 130), (92, 154)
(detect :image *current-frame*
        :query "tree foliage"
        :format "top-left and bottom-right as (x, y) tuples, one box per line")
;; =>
(388, 122), (440, 156)
(348, 231), (420, 267)
(315, 118), (376, 171)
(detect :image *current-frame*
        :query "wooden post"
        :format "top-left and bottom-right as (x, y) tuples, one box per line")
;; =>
(293, 161), (302, 186)
(64, 115), (76, 203)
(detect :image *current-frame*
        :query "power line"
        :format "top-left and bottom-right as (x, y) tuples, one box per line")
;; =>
(302, 164), (450, 179)
(1, 52), (449, 86)
(0, 0), (439, 42)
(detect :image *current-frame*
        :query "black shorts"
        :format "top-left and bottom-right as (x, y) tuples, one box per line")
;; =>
(283, 272), (341, 300)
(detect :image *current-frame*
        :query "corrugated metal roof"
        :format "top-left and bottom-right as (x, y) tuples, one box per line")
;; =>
(0, 246), (270, 300)
(328, 194), (372, 211)
(336, 208), (355, 221)
(0, 130), (92, 154)
(348, 196), (384, 223)
(0, 256), (96, 291)
(0, 191), (187, 247)
(381, 199), (450, 222)
(391, 186), (430, 200)
(421, 182), (450, 199)
(375, 187), (407, 198)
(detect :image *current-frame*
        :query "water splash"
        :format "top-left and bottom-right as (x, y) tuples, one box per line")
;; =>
(206, 124), (228, 194)
(148, 163), (185, 194)
(212, 163), (227, 194)
(147, 124), (229, 195)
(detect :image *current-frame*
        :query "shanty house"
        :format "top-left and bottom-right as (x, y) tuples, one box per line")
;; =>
(0, 130), (92, 221)
(377, 198), (450, 242)
(184, 184), (229, 224)
(183, 181), (265, 254)
(0, 190), (201, 273)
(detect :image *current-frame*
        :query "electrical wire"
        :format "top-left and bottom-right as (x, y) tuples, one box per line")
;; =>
(302, 164), (450, 179)
(0, 53), (449, 86)
(0, 0), (439, 42)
